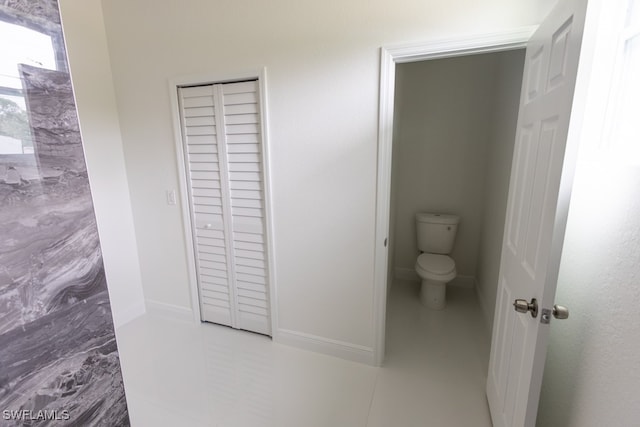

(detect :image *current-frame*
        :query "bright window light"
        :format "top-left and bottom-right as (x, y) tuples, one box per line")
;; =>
(0, 20), (55, 155)
(608, 0), (640, 165)
(0, 20), (55, 89)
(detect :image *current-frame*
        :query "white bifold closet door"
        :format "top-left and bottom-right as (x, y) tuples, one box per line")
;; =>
(179, 80), (270, 336)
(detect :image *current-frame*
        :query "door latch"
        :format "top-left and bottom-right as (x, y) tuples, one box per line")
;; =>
(540, 304), (570, 324)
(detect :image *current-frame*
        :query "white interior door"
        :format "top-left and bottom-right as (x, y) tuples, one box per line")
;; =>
(486, 0), (589, 425)
(178, 80), (271, 336)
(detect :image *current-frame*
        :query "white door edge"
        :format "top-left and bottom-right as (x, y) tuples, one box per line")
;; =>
(372, 27), (536, 366)
(168, 78), (202, 324)
(168, 69), (279, 336)
(487, 1), (602, 424)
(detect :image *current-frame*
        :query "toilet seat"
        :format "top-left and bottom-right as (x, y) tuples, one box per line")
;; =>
(415, 253), (456, 282)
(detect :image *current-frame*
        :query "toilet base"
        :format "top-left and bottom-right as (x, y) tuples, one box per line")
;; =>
(420, 279), (446, 310)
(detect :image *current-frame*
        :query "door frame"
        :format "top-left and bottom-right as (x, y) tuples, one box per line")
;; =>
(168, 68), (279, 335)
(373, 27), (537, 366)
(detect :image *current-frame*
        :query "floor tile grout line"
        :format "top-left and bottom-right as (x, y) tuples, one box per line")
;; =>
(364, 367), (382, 427)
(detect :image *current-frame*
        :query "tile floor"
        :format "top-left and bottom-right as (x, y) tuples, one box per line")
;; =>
(116, 280), (493, 427)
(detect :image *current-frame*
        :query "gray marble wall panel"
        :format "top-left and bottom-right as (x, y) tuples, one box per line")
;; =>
(0, 1), (129, 426)
(20, 65), (84, 170)
(1, 0), (61, 25)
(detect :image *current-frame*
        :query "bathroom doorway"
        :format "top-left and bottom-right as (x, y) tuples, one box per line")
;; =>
(368, 42), (527, 424)
(372, 31), (535, 368)
(388, 48), (526, 328)
(375, 2), (595, 422)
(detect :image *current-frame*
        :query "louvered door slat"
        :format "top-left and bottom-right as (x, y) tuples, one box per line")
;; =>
(200, 268), (227, 279)
(185, 116), (216, 127)
(188, 144), (217, 153)
(228, 163), (261, 172)
(183, 96), (216, 108)
(230, 189), (262, 200)
(197, 244), (225, 255)
(228, 153), (261, 163)
(200, 275), (228, 287)
(189, 153), (219, 163)
(199, 252), (226, 263)
(192, 188), (222, 197)
(190, 170), (220, 180)
(232, 199), (263, 209)
(226, 134), (260, 144)
(229, 172), (262, 181)
(235, 257), (265, 269)
(235, 249), (264, 260)
(187, 135), (217, 145)
(183, 107), (215, 118)
(193, 205), (223, 215)
(236, 281), (266, 293)
(222, 80), (258, 94)
(226, 114), (259, 125)
(234, 232), (264, 243)
(227, 143), (260, 154)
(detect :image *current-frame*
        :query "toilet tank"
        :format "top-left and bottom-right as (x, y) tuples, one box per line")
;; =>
(416, 213), (460, 254)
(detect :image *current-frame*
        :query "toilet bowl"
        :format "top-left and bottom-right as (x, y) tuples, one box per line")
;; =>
(414, 213), (460, 310)
(415, 253), (456, 310)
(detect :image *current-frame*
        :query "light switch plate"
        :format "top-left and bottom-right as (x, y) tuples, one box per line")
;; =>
(166, 189), (177, 205)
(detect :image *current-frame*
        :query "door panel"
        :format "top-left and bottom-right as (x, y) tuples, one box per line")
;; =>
(486, 1), (589, 426)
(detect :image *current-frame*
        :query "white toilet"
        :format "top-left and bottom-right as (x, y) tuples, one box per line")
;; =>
(414, 213), (460, 310)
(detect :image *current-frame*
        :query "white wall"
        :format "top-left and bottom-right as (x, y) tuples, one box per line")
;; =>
(392, 54), (500, 280)
(536, 160), (640, 426)
(475, 49), (525, 329)
(98, 0), (554, 356)
(58, 0), (146, 328)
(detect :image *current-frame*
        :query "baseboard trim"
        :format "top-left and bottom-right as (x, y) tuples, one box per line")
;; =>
(113, 301), (146, 329)
(145, 299), (194, 323)
(274, 328), (374, 365)
(395, 268), (476, 289)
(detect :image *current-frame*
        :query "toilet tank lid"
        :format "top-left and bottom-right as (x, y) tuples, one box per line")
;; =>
(416, 213), (460, 225)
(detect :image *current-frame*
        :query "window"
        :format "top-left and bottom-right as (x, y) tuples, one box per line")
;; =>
(0, 20), (56, 154)
(606, 0), (640, 164)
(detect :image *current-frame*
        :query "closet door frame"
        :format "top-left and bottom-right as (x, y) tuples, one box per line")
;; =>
(169, 69), (277, 334)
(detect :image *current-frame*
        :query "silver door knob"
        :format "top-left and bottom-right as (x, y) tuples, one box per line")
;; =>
(204, 224), (213, 229)
(513, 298), (538, 318)
(553, 304), (569, 319)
